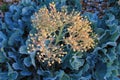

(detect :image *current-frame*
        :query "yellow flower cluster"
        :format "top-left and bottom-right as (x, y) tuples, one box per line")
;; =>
(32, 2), (70, 38)
(36, 42), (67, 66)
(27, 2), (97, 66)
(64, 15), (96, 52)
(27, 34), (67, 66)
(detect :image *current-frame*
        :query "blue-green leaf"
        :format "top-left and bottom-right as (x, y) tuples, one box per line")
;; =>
(0, 52), (6, 63)
(55, 70), (70, 80)
(23, 56), (31, 67)
(116, 43), (120, 54)
(70, 54), (85, 70)
(8, 29), (23, 46)
(8, 71), (18, 80)
(8, 52), (17, 61)
(0, 72), (8, 80)
(21, 0), (32, 6)
(0, 31), (7, 48)
(102, 42), (117, 48)
(8, 63), (18, 80)
(19, 45), (28, 54)
(30, 52), (36, 67)
(95, 61), (107, 80)
(20, 70), (32, 76)
(12, 63), (23, 70)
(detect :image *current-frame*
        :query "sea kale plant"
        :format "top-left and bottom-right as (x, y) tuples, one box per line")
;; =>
(26, 2), (97, 67)
(0, 0), (120, 80)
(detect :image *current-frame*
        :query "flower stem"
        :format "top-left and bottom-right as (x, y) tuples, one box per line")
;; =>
(55, 26), (64, 45)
